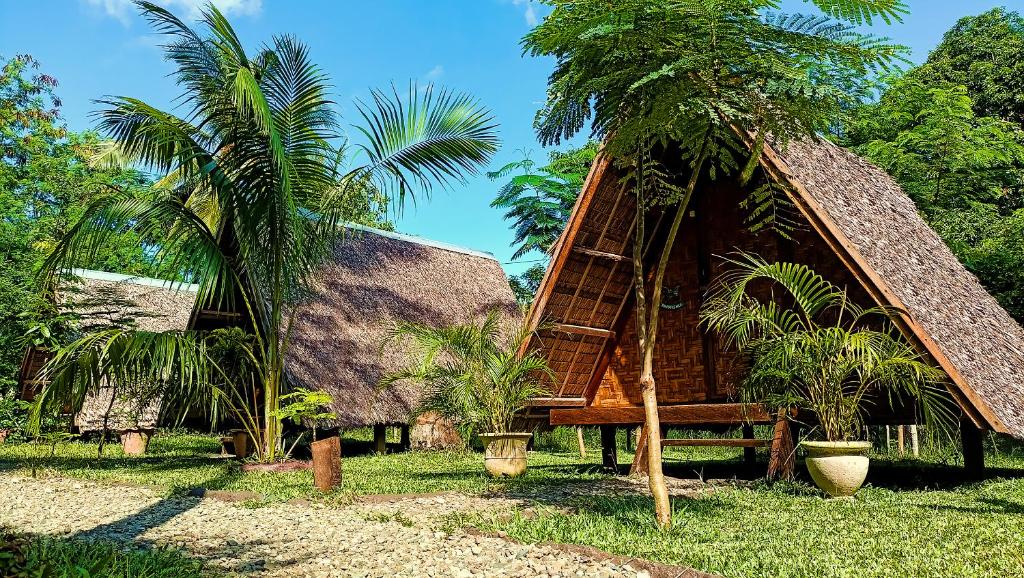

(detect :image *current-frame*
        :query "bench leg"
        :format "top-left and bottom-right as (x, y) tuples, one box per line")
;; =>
(742, 424), (756, 466)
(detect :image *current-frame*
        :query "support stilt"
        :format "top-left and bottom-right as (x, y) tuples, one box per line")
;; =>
(600, 425), (619, 474)
(576, 427), (587, 459)
(629, 423), (649, 476)
(373, 424), (387, 454)
(961, 417), (985, 478)
(399, 424), (411, 452)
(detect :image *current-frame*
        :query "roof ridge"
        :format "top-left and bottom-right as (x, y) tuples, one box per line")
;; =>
(70, 268), (200, 293)
(342, 222), (498, 262)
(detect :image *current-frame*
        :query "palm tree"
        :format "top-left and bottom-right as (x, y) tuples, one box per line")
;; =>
(524, 0), (908, 527)
(700, 254), (955, 442)
(382, 310), (550, 436)
(33, 1), (498, 461)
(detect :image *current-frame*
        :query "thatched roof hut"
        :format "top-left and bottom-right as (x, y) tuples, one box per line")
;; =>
(283, 224), (519, 429)
(523, 136), (1024, 455)
(18, 269), (199, 431)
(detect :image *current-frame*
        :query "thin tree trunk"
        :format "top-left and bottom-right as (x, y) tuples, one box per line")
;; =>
(909, 424), (920, 458)
(631, 137), (709, 529)
(897, 425), (906, 456)
(576, 427), (587, 459)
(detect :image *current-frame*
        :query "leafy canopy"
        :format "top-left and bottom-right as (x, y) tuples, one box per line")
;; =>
(524, 0), (907, 180)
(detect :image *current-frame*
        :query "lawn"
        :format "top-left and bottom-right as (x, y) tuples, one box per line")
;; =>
(1, 429), (1023, 578)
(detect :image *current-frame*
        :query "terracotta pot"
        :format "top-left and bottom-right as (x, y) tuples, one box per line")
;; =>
(121, 430), (151, 456)
(311, 435), (342, 492)
(0, 429), (10, 444)
(802, 440), (871, 497)
(478, 432), (532, 477)
(232, 430), (251, 459)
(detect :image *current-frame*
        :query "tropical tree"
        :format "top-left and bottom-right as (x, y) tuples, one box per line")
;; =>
(489, 143), (597, 305)
(382, 309), (550, 436)
(700, 254), (954, 443)
(524, 0), (907, 527)
(32, 1), (498, 461)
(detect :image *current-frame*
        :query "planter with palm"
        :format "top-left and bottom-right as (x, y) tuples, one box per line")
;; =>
(382, 310), (551, 477)
(700, 254), (955, 496)
(31, 1), (498, 463)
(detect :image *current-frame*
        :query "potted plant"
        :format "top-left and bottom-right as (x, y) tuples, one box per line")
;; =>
(272, 388), (339, 491)
(383, 310), (551, 477)
(701, 254), (954, 496)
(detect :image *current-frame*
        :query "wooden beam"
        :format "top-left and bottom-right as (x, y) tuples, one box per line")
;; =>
(573, 247), (629, 262)
(550, 403), (772, 426)
(525, 397), (587, 408)
(661, 438), (770, 448)
(551, 323), (615, 340)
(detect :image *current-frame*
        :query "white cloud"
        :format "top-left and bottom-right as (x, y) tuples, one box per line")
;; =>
(84, 0), (262, 25)
(508, 0), (538, 27)
(425, 65), (444, 80)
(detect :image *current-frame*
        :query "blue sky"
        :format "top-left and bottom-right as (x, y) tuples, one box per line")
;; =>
(1, 0), (1020, 275)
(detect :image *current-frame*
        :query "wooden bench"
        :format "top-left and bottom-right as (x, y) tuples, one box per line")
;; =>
(660, 438), (770, 448)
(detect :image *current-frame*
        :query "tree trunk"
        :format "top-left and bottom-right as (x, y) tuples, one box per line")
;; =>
(909, 424), (920, 457)
(897, 425), (906, 456)
(630, 138), (709, 529)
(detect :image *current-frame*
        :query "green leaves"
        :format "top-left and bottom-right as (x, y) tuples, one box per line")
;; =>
(352, 83), (498, 212)
(701, 254), (954, 442)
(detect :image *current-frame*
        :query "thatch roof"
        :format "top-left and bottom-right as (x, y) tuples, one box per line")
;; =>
(525, 137), (1024, 439)
(60, 270), (198, 431)
(284, 224), (519, 429)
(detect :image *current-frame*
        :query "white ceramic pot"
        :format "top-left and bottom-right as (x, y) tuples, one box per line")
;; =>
(801, 440), (871, 497)
(478, 432), (532, 477)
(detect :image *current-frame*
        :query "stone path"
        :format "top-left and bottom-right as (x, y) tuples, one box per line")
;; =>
(0, 475), (681, 577)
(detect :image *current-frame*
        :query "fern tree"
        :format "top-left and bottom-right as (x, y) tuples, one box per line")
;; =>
(34, 1), (498, 461)
(524, 0), (906, 527)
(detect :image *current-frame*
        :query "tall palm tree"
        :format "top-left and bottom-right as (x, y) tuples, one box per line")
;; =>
(34, 1), (498, 461)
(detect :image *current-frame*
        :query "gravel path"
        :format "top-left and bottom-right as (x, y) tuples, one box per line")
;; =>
(0, 475), (660, 577)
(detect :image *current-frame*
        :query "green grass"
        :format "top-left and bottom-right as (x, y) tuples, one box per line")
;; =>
(0, 429), (610, 503)
(0, 530), (212, 578)
(2, 430), (1023, 578)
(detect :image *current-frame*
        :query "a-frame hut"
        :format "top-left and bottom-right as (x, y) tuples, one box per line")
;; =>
(523, 137), (1024, 474)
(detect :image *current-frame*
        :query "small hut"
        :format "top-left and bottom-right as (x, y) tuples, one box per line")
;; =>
(194, 224), (520, 449)
(523, 137), (1024, 475)
(18, 269), (199, 432)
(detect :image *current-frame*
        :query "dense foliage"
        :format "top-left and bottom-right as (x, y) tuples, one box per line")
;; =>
(841, 8), (1024, 321)
(489, 143), (596, 305)
(0, 55), (163, 398)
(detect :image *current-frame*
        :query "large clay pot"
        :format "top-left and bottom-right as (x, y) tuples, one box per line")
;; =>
(802, 440), (871, 497)
(232, 430), (251, 459)
(311, 435), (342, 492)
(121, 430), (151, 456)
(478, 432), (532, 477)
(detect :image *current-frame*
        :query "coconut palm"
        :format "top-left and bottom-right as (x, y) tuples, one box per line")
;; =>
(700, 253), (955, 442)
(382, 310), (551, 436)
(32, 1), (498, 461)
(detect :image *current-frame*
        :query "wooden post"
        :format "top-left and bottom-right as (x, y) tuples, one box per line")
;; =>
(575, 427), (587, 459)
(600, 425), (618, 473)
(767, 412), (794, 481)
(961, 417), (985, 478)
(742, 424), (756, 467)
(373, 424), (387, 454)
(311, 435), (341, 492)
(897, 425), (906, 455)
(630, 423), (649, 476)
(885, 425), (890, 452)
(399, 424), (411, 452)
